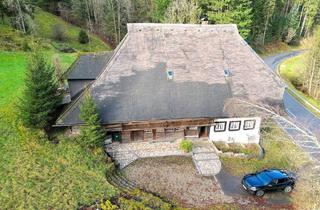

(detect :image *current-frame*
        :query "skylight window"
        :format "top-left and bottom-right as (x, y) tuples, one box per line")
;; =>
(167, 70), (174, 80)
(224, 69), (231, 77)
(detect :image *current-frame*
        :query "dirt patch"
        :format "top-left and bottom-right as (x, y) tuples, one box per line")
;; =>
(122, 156), (233, 208)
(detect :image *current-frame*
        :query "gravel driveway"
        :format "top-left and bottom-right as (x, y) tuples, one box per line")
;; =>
(123, 156), (233, 208)
(122, 156), (294, 209)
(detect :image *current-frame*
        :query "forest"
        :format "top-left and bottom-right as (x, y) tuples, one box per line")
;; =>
(1, 0), (319, 47)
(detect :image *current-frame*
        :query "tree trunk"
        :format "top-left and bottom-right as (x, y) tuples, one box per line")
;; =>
(308, 55), (316, 95)
(262, 15), (270, 45)
(16, 0), (26, 33)
(300, 13), (307, 36)
(85, 0), (93, 32)
(117, 0), (121, 44)
(108, 0), (119, 44)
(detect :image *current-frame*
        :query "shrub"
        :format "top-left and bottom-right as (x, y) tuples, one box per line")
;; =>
(22, 41), (32, 51)
(52, 24), (67, 41)
(130, 190), (173, 210)
(100, 200), (118, 210)
(213, 141), (229, 152)
(79, 30), (90, 44)
(179, 139), (193, 153)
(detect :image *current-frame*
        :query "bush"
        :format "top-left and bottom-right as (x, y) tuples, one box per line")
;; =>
(118, 198), (151, 210)
(213, 141), (229, 152)
(79, 30), (90, 44)
(213, 142), (260, 157)
(52, 24), (67, 41)
(100, 200), (118, 210)
(130, 190), (173, 210)
(179, 139), (193, 153)
(22, 41), (32, 51)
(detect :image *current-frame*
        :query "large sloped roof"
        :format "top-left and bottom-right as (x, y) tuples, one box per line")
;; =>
(67, 52), (113, 80)
(56, 23), (284, 126)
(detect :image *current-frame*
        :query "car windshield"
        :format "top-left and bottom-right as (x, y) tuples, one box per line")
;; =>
(256, 172), (272, 185)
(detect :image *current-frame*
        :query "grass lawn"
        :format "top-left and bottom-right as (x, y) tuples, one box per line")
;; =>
(34, 9), (110, 52)
(0, 51), (114, 209)
(220, 126), (310, 176)
(0, 51), (78, 107)
(0, 107), (118, 209)
(279, 54), (320, 113)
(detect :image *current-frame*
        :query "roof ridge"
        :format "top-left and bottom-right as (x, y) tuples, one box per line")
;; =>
(127, 23), (239, 33)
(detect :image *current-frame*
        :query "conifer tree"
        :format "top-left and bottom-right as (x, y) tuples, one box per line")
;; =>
(78, 29), (90, 44)
(201, 0), (253, 39)
(19, 53), (62, 129)
(79, 90), (105, 148)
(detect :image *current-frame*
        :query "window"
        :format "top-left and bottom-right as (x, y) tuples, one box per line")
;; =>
(224, 68), (231, 77)
(167, 70), (174, 79)
(244, 120), (256, 130)
(278, 178), (288, 184)
(214, 121), (227, 132)
(229, 121), (241, 131)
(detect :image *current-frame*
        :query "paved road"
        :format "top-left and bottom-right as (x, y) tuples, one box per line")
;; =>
(263, 52), (320, 174)
(263, 51), (320, 139)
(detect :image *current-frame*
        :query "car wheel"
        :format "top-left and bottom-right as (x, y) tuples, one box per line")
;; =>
(256, 190), (264, 197)
(284, 186), (292, 193)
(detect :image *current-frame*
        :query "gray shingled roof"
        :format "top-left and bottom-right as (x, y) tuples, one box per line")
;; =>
(56, 23), (284, 126)
(67, 52), (113, 80)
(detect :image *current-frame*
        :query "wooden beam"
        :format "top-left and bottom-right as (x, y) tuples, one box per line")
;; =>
(104, 118), (214, 131)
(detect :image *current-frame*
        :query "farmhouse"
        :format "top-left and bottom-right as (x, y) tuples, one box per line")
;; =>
(56, 23), (284, 143)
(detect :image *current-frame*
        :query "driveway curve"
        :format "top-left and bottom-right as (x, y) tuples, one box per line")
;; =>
(263, 51), (320, 140)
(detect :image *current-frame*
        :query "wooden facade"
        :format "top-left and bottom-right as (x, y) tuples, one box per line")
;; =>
(105, 118), (213, 143)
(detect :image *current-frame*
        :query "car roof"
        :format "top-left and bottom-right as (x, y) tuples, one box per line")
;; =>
(261, 169), (288, 179)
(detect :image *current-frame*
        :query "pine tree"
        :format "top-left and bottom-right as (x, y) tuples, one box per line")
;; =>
(284, 3), (300, 43)
(201, 0), (253, 39)
(78, 29), (90, 44)
(19, 53), (62, 129)
(79, 90), (105, 148)
(152, 0), (171, 22)
(232, 0), (253, 39)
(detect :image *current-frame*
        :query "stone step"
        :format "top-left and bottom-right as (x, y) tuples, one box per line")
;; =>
(192, 153), (219, 161)
(118, 158), (138, 169)
(107, 171), (137, 191)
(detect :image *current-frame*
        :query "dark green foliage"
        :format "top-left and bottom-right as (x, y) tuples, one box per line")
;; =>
(79, 90), (105, 148)
(152, 0), (171, 22)
(200, 0), (253, 39)
(19, 53), (62, 129)
(78, 29), (89, 44)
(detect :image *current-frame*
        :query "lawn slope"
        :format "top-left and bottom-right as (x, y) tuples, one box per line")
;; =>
(279, 54), (320, 112)
(33, 9), (110, 52)
(0, 51), (77, 107)
(0, 107), (117, 209)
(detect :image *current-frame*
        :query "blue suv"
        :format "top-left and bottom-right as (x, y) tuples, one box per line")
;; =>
(242, 169), (296, 197)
